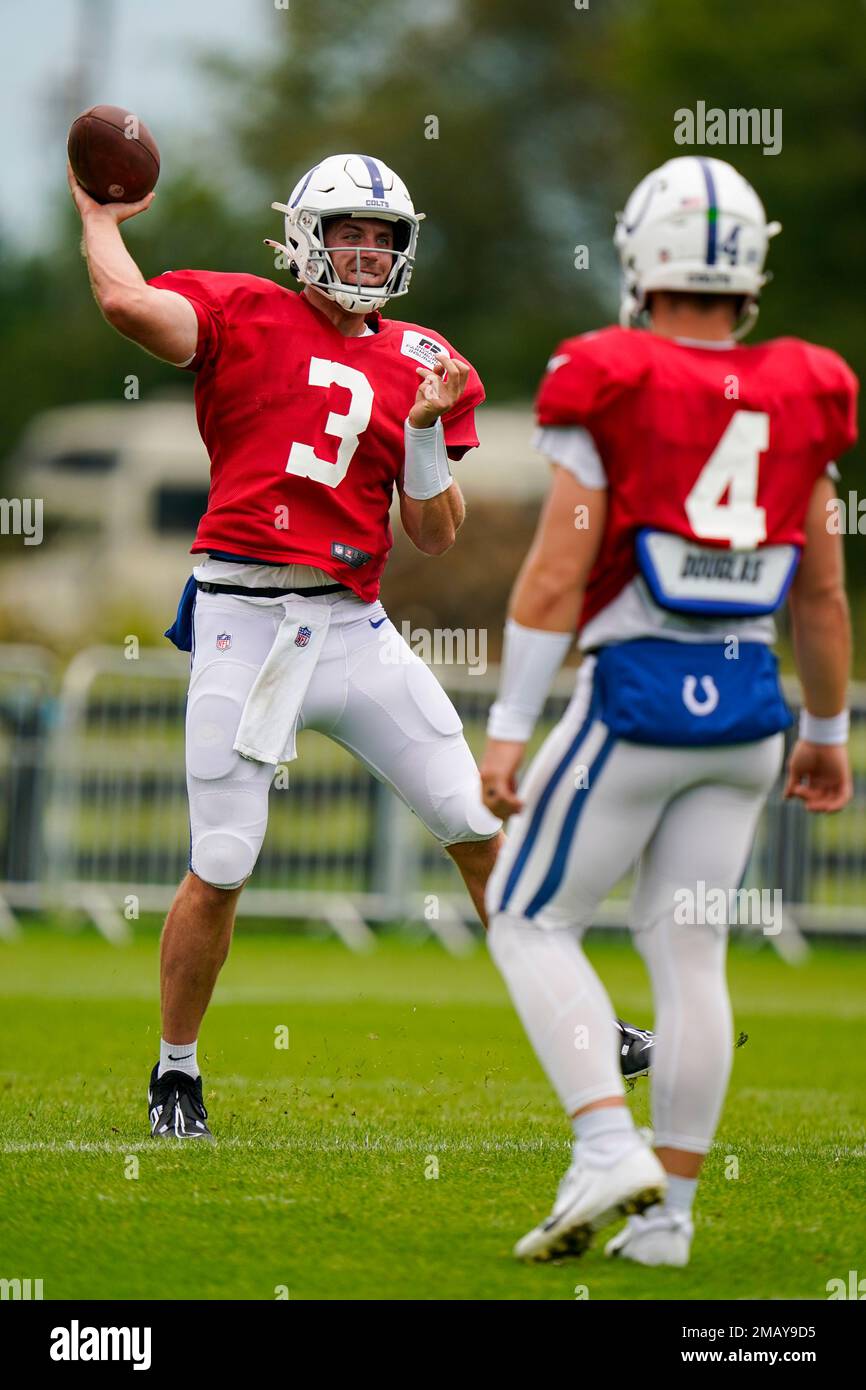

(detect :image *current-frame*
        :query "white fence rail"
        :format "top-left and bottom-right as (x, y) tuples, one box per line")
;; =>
(1, 643), (864, 943)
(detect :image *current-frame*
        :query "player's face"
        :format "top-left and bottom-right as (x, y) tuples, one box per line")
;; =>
(323, 218), (395, 287)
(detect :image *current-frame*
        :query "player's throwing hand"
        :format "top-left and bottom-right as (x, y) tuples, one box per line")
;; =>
(67, 161), (155, 226)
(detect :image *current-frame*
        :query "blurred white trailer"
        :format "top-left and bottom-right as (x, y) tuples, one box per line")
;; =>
(1, 400), (541, 642)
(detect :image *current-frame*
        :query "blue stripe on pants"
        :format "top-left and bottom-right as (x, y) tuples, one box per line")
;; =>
(498, 686), (601, 914)
(523, 728), (617, 918)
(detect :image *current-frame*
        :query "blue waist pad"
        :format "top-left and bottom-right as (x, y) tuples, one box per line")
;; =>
(594, 639), (792, 747)
(165, 574), (197, 652)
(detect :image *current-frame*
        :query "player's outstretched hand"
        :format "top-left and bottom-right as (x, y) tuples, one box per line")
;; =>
(409, 352), (470, 428)
(479, 738), (526, 820)
(783, 740), (853, 813)
(67, 161), (155, 225)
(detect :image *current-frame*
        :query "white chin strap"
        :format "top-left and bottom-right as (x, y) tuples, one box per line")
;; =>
(331, 285), (388, 314)
(730, 299), (760, 340)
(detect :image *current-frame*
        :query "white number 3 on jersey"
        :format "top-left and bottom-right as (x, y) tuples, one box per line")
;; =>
(286, 358), (374, 488)
(684, 410), (769, 549)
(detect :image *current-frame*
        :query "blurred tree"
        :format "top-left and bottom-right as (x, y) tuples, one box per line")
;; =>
(5, 0), (865, 431)
(1, 0), (621, 469)
(0, 181), (258, 468)
(210, 0), (621, 394)
(2, 0), (864, 602)
(603, 0), (866, 584)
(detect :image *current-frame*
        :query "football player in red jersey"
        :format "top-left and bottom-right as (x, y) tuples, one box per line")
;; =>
(70, 150), (651, 1141)
(68, 152), (510, 1139)
(480, 156), (857, 1265)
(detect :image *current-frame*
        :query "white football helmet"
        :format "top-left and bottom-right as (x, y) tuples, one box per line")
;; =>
(267, 153), (424, 314)
(614, 156), (781, 338)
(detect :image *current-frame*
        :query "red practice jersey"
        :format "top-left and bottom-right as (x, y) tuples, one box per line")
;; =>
(535, 326), (858, 629)
(147, 270), (485, 601)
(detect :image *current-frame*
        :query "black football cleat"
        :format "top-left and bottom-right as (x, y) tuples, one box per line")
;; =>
(148, 1062), (214, 1141)
(615, 1019), (655, 1080)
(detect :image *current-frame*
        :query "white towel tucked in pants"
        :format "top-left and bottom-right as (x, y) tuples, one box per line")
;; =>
(232, 598), (331, 765)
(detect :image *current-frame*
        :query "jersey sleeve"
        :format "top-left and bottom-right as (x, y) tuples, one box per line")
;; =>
(441, 360), (485, 460)
(145, 268), (229, 371)
(532, 425), (608, 488)
(534, 328), (644, 430)
(812, 347), (859, 465)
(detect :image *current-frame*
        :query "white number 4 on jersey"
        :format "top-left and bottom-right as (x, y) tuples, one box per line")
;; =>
(684, 410), (769, 549)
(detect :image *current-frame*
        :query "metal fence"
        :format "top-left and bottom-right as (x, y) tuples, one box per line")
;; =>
(0, 642), (864, 945)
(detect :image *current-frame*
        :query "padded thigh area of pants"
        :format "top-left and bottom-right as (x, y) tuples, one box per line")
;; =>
(187, 662), (259, 781)
(405, 658), (464, 738)
(424, 733), (501, 840)
(347, 627), (464, 742)
(186, 651), (273, 887)
(331, 627), (497, 842)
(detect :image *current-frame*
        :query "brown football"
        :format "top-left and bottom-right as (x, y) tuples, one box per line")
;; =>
(68, 105), (160, 204)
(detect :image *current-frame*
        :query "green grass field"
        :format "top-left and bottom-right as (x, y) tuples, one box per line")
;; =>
(1, 924), (865, 1301)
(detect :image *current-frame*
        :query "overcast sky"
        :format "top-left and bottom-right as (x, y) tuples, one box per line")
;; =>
(1, 0), (275, 247)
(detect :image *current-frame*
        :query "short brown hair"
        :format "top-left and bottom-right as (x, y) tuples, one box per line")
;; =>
(646, 290), (747, 317)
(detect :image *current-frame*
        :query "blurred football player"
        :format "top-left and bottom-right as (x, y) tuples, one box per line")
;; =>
(480, 156), (857, 1265)
(69, 151), (653, 1142)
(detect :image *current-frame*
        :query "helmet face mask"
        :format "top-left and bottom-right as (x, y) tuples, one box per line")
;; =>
(267, 154), (424, 314)
(614, 156), (781, 339)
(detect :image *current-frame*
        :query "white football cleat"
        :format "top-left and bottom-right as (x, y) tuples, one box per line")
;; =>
(513, 1143), (667, 1262)
(605, 1207), (693, 1267)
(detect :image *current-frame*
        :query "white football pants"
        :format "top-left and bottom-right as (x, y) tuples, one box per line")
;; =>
(486, 658), (784, 1152)
(186, 587), (500, 890)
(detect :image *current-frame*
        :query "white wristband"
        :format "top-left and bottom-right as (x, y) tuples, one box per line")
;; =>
(402, 418), (453, 500)
(799, 708), (849, 745)
(487, 618), (574, 742)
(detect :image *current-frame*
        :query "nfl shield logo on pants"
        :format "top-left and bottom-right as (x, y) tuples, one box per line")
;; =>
(295, 625), (312, 648)
(216, 632), (232, 650)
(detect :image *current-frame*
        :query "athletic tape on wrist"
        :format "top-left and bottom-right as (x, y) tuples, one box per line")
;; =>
(486, 619), (574, 742)
(402, 418), (453, 500)
(798, 708), (850, 745)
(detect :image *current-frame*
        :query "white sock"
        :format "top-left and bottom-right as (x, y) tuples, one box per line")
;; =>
(571, 1105), (641, 1165)
(663, 1174), (698, 1219)
(159, 1038), (199, 1080)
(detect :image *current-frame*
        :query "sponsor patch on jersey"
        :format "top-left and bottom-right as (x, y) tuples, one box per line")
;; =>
(331, 540), (371, 569)
(294, 625), (312, 648)
(401, 330), (447, 370)
(215, 632), (232, 650)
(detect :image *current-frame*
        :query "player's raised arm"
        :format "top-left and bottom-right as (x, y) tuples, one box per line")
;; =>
(479, 467), (607, 817)
(784, 472), (853, 812)
(68, 163), (198, 366)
